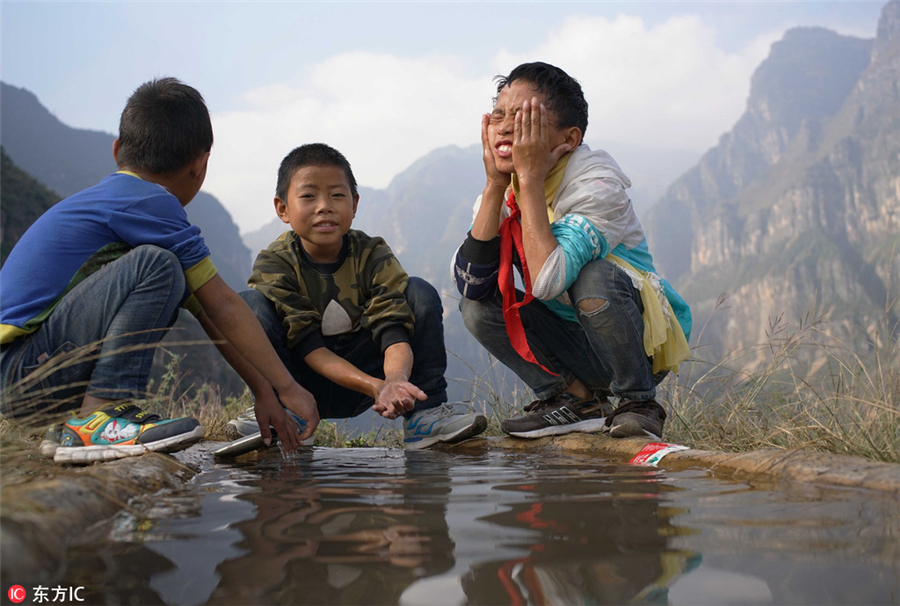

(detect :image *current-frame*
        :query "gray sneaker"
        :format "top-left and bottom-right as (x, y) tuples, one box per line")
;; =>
(225, 406), (260, 440)
(225, 405), (313, 444)
(604, 400), (667, 440)
(403, 403), (487, 450)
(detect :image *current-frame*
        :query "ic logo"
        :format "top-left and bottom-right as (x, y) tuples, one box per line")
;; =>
(7, 585), (26, 603)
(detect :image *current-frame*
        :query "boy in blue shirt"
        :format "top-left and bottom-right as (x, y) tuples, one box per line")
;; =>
(226, 143), (486, 449)
(454, 62), (691, 440)
(1, 78), (317, 463)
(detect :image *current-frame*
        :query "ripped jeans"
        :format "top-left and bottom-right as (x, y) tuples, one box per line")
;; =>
(459, 258), (658, 402)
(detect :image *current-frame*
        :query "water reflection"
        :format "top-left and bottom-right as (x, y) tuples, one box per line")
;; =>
(207, 450), (455, 605)
(53, 446), (900, 605)
(451, 462), (700, 605)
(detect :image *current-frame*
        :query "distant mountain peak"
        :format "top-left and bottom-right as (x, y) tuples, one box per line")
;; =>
(877, 0), (900, 46)
(747, 27), (872, 137)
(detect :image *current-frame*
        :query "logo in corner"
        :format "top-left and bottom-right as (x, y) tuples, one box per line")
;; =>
(8, 585), (26, 603)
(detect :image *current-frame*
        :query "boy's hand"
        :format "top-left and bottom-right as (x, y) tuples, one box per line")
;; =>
(373, 374), (427, 420)
(257, 382), (319, 453)
(482, 113), (511, 194)
(513, 98), (572, 186)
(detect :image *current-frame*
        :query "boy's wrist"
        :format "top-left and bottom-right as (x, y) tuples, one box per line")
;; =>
(483, 181), (508, 199)
(515, 173), (546, 189)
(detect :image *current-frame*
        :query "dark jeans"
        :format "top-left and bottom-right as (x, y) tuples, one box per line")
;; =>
(240, 277), (448, 419)
(0, 245), (184, 419)
(460, 258), (659, 402)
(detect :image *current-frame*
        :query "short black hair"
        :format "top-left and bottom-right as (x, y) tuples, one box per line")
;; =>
(276, 143), (358, 201)
(495, 62), (588, 139)
(116, 77), (213, 174)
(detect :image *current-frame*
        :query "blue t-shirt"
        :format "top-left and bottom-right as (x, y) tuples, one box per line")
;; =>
(1, 172), (216, 343)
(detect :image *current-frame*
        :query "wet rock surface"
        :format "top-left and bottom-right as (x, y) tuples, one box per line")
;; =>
(0, 453), (197, 583)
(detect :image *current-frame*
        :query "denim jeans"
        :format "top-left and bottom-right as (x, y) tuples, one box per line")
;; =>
(240, 276), (448, 419)
(0, 245), (185, 419)
(460, 258), (658, 402)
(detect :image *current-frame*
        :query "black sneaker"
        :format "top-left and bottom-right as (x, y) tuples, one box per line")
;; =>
(604, 400), (667, 440)
(501, 393), (612, 439)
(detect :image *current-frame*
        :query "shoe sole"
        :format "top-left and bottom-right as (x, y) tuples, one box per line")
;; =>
(53, 426), (205, 463)
(404, 415), (488, 451)
(505, 417), (607, 439)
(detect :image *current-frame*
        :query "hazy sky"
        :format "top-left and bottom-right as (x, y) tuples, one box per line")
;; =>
(1, 1), (884, 233)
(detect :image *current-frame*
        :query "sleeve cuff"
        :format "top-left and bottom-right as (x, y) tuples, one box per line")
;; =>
(379, 326), (411, 353)
(293, 331), (328, 358)
(460, 232), (500, 264)
(184, 257), (218, 292)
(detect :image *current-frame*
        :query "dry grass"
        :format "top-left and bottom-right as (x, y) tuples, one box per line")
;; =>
(447, 349), (532, 436)
(661, 305), (900, 463)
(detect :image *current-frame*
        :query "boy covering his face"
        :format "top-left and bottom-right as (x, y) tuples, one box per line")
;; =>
(454, 62), (691, 440)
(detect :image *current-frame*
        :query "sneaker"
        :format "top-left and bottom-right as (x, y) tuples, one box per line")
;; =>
(604, 399), (667, 439)
(53, 403), (203, 463)
(403, 403), (487, 450)
(225, 405), (312, 444)
(39, 424), (63, 458)
(225, 406), (260, 440)
(501, 393), (612, 439)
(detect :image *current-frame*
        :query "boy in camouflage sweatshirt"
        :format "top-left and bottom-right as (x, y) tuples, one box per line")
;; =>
(232, 144), (486, 449)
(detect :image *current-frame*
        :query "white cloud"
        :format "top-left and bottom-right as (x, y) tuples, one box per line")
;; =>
(494, 14), (774, 151)
(203, 14), (773, 233)
(205, 52), (490, 232)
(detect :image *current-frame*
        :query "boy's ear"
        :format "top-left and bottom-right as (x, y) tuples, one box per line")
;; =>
(274, 197), (290, 224)
(352, 193), (360, 217)
(112, 138), (121, 165)
(189, 152), (210, 180)
(564, 126), (583, 150)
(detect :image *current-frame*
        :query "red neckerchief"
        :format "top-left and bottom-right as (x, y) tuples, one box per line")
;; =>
(498, 190), (558, 376)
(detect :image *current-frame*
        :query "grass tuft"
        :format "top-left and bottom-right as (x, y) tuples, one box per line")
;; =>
(661, 305), (899, 463)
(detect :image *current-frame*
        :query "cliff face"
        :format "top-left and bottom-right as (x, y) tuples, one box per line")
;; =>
(645, 1), (899, 363)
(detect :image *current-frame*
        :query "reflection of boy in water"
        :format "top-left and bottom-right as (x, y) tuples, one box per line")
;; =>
(209, 453), (455, 605)
(460, 471), (699, 605)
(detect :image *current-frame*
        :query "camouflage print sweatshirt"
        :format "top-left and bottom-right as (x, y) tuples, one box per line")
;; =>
(249, 229), (414, 358)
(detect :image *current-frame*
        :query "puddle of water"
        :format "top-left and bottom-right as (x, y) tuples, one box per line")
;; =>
(57, 445), (899, 605)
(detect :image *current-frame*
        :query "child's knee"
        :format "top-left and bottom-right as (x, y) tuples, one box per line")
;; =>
(459, 296), (495, 337)
(130, 245), (184, 288)
(239, 289), (281, 333)
(406, 277), (442, 316)
(576, 297), (609, 316)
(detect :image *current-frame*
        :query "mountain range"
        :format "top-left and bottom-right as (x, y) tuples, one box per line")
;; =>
(644, 1), (899, 365)
(3, 0), (897, 406)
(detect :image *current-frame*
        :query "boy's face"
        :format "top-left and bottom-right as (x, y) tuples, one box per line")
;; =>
(275, 164), (359, 263)
(488, 79), (572, 175)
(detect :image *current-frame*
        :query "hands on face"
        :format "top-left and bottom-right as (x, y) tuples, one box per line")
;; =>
(481, 113), (512, 191)
(512, 98), (573, 184)
(481, 97), (573, 187)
